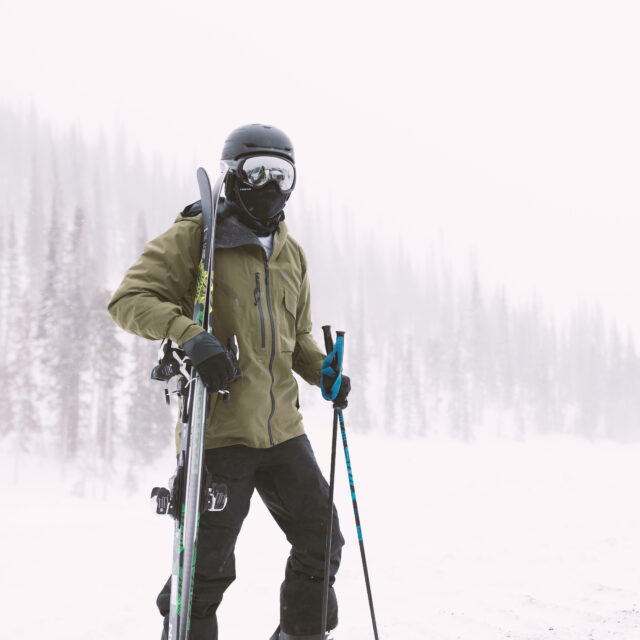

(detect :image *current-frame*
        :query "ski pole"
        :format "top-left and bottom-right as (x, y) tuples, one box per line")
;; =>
(320, 327), (380, 640)
(321, 326), (340, 639)
(337, 408), (379, 640)
(321, 405), (339, 639)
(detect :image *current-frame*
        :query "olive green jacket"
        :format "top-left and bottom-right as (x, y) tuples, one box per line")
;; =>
(108, 202), (326, 449)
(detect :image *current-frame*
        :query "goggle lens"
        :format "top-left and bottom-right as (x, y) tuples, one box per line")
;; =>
(240, 156), (295, 192)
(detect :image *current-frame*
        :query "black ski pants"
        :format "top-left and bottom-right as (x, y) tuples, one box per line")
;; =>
(157, 434), (344, 639)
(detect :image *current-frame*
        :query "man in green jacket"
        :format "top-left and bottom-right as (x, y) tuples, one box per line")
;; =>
(109, 124), (350, 640)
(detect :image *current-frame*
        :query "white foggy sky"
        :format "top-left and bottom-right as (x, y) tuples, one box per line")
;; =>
(2, 0), (639, 335)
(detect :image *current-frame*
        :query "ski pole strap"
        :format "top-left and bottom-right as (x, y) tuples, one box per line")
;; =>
(321, 326), (345, 401)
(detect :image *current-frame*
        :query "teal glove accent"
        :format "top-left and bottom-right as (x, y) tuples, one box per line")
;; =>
(321, 333), (344, 401)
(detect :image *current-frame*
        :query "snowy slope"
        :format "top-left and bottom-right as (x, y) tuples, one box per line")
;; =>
(3, 422), (640, 639)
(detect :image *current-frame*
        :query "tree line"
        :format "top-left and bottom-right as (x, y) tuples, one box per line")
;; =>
(0, 105), (638, 492)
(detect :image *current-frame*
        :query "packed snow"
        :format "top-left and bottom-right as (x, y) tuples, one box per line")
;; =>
(3, 416), (640, 639)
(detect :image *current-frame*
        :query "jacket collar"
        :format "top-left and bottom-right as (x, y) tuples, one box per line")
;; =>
(180, 198), (289, 260)
(200, 199), (289, 260)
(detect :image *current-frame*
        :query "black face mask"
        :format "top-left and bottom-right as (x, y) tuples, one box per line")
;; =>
(231, 178), (290, 236)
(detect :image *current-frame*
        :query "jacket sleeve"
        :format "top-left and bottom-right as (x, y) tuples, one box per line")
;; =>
(292, 247), (325, 387)
(108, 216), (205, 346)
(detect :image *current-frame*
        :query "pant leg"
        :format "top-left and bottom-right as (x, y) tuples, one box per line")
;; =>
(157, 445), (259, 640)
(255, 434), (344, 637)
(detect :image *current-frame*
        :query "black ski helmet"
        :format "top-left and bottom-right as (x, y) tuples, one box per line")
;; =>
(221, 123), (295, 164)
(221, 124), (295, 236)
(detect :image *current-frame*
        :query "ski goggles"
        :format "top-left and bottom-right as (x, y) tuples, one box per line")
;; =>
(223, 155), (296, 193)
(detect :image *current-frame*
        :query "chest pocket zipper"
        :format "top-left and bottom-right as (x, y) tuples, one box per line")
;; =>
(254, 272), (266, 349)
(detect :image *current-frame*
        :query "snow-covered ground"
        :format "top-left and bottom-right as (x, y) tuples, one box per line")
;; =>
(3, 422), (640, 639)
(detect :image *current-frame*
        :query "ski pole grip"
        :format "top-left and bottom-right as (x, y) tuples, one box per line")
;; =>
(322, 325), (334, 353)
(336, 331), (345, 367)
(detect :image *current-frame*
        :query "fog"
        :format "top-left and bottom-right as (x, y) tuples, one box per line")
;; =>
(2, 0), (640, 335)
(2, 3), (640, 638)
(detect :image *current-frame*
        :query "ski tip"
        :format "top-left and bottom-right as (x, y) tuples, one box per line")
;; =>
(197, 167), (212, 194)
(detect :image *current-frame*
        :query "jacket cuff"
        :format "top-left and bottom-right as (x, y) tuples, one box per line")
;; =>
(309, 359), (323, 387)
(295, 352), (324, 387)
(168, 315), (204, 347)
(313, 371), (322, 387)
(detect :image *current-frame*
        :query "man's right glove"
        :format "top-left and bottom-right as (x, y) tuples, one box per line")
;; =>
(333, 374), (351, 410)
(183, 332), (238, 392)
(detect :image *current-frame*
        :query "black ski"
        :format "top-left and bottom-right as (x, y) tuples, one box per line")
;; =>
(151, 167), (229, 640)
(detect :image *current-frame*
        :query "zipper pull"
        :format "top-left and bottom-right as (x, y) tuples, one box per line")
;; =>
(254, 273), (261, 305)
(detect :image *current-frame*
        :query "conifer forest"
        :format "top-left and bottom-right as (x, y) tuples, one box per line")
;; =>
(1, 105), (638, 493)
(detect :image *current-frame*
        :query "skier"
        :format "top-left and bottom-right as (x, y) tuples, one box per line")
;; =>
(108, 124), (350, 640)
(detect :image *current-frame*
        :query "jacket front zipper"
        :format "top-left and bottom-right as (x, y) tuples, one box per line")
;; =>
(264, 259), (277, 445)
(254, 273), (266, 349)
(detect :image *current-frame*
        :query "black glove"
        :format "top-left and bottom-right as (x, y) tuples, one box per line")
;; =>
(183, 332), (237, 392)
(333, 374), (351, 409)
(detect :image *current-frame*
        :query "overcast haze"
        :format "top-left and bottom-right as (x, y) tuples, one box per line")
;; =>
(2, 0), (640, 335)
(3, 4), (640, 637)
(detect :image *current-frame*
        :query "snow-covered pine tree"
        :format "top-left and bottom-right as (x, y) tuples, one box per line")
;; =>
(85, 288), (122, 497)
